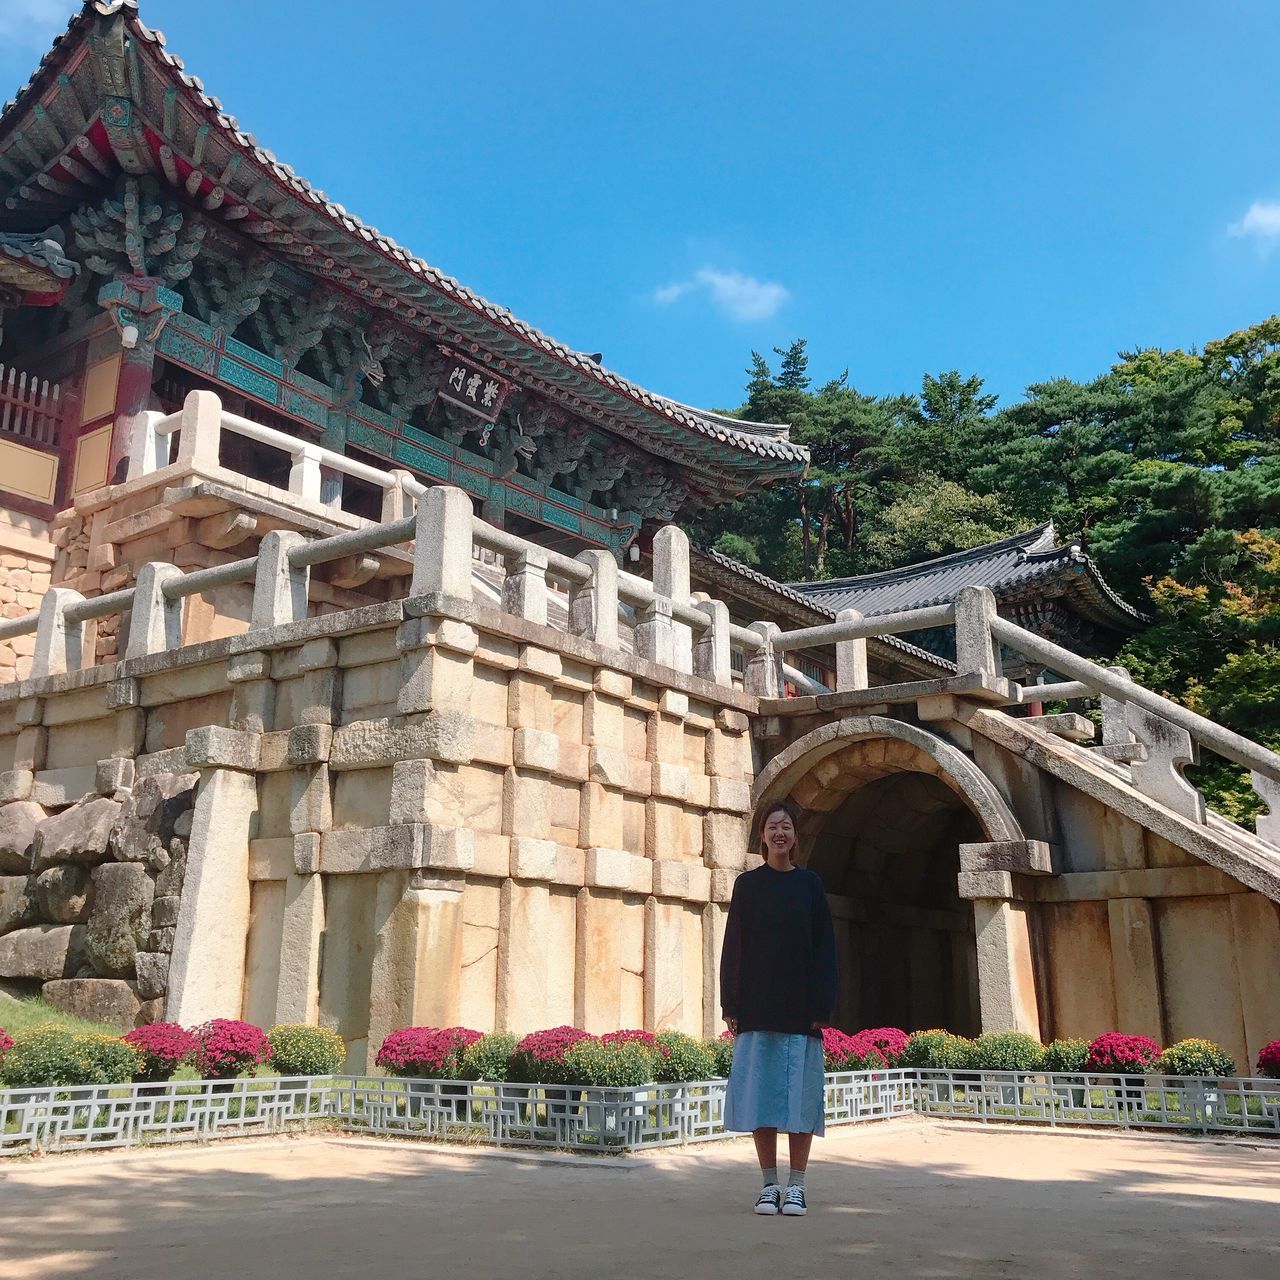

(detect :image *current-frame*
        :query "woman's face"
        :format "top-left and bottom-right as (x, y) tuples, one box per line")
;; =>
(761, 808), (797, 860)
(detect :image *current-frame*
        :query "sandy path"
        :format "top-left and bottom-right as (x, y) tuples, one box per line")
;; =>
(1, 1121), (1277, 1279)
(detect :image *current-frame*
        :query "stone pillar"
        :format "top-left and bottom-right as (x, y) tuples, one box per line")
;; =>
(644, 895), (685, 1031)
(953, 585), (1002, 680)
(252, 530), (310, 630)
(744, 621), (782, 698)
(125, 562), (184, 660)
(648, 525), (692, 673)
(693, 599), (731, 685)
(964, 875), (1041, 1035)
(274, 869), (325, 1024)
(835, 607), (868, 691)
(576, 886), (623, 1033)
(165, 768), (259, 1025)
(1106, 897), (1165, 1041)
(410, 484), (474, 600)
(366, 873), (466, 1064)
(496, 876), (552, 1032)
(569, 549), (619, 648)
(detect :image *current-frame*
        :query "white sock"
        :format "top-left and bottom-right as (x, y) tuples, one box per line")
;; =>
(789, 1168), (806, 1188)
(761, 1166), (779, 1188)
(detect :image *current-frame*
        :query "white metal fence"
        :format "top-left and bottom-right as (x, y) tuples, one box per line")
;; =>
(3, 1069), (1276, 1158)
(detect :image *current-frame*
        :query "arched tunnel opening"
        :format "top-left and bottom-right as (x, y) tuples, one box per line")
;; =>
(804, 770), (983, 1036)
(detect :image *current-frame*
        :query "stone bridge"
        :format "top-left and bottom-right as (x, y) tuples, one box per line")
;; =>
(0, 394), (1277, 1072)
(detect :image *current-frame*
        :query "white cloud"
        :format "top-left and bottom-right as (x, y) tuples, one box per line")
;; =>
(1229, 200), (1280, 246)
(652, 267), (789, 322)
(0, 0), (71, 49)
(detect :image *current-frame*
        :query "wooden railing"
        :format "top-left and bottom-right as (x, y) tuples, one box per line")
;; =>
(0, 360), (61, 447)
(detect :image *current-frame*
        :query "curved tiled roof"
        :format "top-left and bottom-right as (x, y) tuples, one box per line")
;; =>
(0, 229), (78, 284)
(0, 3), (804, 482)
(791, 523), (1146, 630)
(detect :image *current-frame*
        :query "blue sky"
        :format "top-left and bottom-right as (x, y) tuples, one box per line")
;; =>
(3, 1), (1279, 413)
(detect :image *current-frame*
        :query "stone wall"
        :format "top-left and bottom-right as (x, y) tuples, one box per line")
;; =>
(0, 508), (54, 681)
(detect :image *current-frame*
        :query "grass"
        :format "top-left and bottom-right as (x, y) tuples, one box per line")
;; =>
(0, 995), (120, 1039)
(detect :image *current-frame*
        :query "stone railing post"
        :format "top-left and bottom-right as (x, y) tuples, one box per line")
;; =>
(32, 587), (85, 679)
(650, 524), (692, 673)
(127, 409), (170, 480)
(1125, 702), (1206, 824)
(173, 389), (222, 471)
(125, 562), (185, 659)
(380, 468), (417, 523)
(410, 484), (474, 600)
(502, 546), (549, 625)
(1251, 772), (1280, 845)
(744, 620), (782, 698)
(635, 595), (675, 667)
(1101, 665), (1138, 755)
(252, 530), (311, 629)
(289, 444), (324, 504)
(569, 549), (619, 648)
(835, 606), (868, 691)
(953, 585), (1002, 681)
(693, 598), (731, 684)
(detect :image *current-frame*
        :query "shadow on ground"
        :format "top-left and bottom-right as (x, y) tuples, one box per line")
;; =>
(1, 1121), (1278, 1280)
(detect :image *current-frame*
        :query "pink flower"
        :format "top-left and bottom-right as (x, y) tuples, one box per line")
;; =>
(192, 1019), (272, 1080)
(1085, 1032), (1161, 1075)
(375, 1026), (482, 1078)
(1257, 1039), (1280, 1079)
(123, 1022), (199, 1082)
(0, 1027), (12, 1063)
(601, 1029), (670, 1057)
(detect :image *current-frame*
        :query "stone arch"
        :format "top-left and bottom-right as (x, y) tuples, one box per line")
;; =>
(752, 715), (1023, 846)
(751, 716), (1026, 1037)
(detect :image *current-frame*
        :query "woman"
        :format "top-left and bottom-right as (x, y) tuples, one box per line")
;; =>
(720, 798), (837, 1217)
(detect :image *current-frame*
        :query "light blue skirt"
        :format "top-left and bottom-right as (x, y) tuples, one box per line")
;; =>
(724, 1031), (826, 1136)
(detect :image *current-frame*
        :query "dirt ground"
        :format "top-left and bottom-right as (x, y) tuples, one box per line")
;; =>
(1, 1120), (1277, 1279)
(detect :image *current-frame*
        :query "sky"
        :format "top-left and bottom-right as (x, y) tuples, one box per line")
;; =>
(3, 0), (1279, 413)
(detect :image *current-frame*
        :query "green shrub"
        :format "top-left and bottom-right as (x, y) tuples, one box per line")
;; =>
(652, 1030), (716, 1083)
(1042, 1038), (1090, 1073)
(901, 1029), (975, 1071)
(0, 1026), (142, 1088)
(267, 1024), (346, 1076)
(563, 1037), (656, 1087)
(712, 1034), (734, 1078)
(1157, 1038), (1237, 1078)
(971, 1031), (1045, 1072)
(460, 1032), (518, 1081)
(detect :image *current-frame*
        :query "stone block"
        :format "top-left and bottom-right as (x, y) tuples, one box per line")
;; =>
(513, 727), (559, 772)
(652, 859), (711, 902)
(330, 713), (475, 768)
(40, 978), (144, 1032)
(154, 844), (187, 898)
(519, 646), (562, 679)
(588, 746), (630, 788)
(106, 677), (140, 709)
(95, 757), (136, 798)
(0, 770), (33, 803)
(34, 864), (91, 923)
(584, 846), (636, 891)
(110, 771), (198, 864)
(318, 824), (420, 874)
(85, 862), (155, 978)
(0, 800), (45, 872)
(0, 924), (87, 979)
(420, 823), (475, 872)
(289, 765), (333, 835)
(13, 726), (46, 773)
(297, 638), (339, 671)
(0, 874), (37, 933)
(710, 868), (738, 904)
(651, 762), (689, 800)
(593, 669), (632, 699)
(227, 651), (272, 682)
(249, 837), (294, 881)
(185, 726), (261, 772)
(659, 690), (688, 718)
(135, 951), (170, 1000)
(957, 870), (1015, 901)
(1036, 712), (1097, 743)
(286, 723), (333, 765)
(703, 811), (748, 870)
(30, 766), (96, 808)
(510, 836), (558, 881)
(150, 894), (181, 927)
(293, 831), (321, 875)
(716, 708), (749, 734)
(708, 777), (752, 813)
(32, 797), (122, 871)
(958, 840), (1053, 876)
(14, 696), (41, 726)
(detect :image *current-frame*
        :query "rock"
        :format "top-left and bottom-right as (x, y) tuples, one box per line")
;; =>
(84, 863), (154, 978)
(134, 950), (170, 999)
(0, 874), (37, 933)
(32, 797), (122, 871)
(147, 926), (176, 953)
(155, 844), (187, 898)
(40, 978), (145, 1031)
(0, 800), (46, 873)
(34, 864), (92, 923)
(150, 894), (181, 927)
(138, 998), (164, 1024)
(0, 924), (88, 978)
(111, 772), (198, 863)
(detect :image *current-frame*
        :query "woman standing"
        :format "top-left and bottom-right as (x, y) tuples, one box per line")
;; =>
(720, 798), (837, 1217)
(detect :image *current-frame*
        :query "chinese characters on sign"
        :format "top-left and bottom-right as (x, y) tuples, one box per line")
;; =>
(438, 355), (511, 422)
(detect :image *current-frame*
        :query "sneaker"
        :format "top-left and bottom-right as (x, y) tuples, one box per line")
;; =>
(782, 1184), (807, 1216)
(753, 1184), (782, 1215)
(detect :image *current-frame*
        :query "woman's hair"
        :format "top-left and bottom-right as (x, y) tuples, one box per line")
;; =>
(755, 797), (801, 858)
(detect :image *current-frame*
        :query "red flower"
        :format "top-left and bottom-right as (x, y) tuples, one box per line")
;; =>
(192, 1019), (272, 1080)
(375, 1026), (482, 1078)
(0, 1027), (12, 1063)
(1085, 1032), (1161, 1075)
(601, 1029), (670, 1057)
(1257, 1039), (1280, 1079)
(123, 1022), (199, 1082)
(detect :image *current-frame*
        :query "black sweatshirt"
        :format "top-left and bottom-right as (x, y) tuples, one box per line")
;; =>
(719, 862), (838, 1039)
